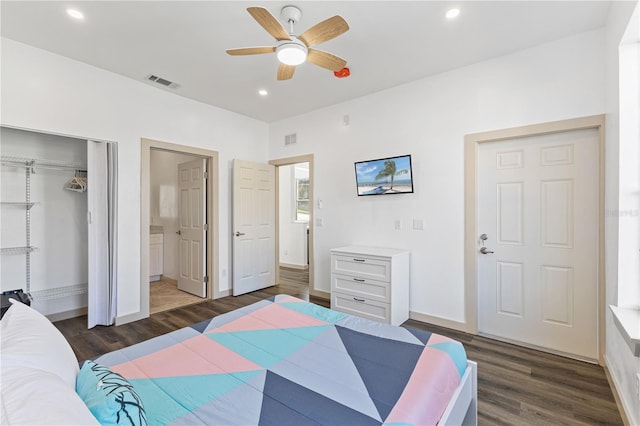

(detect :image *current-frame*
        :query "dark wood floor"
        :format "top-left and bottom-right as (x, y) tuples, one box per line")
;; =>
(54, 281), (623, 426)
(279, 265), (309, 286)
(405, 319), (623, 425)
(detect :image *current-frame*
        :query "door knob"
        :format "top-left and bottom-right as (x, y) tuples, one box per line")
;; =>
(480, 247), (494, 254)
(176, 230), (181, 235)
(235, 231), (245, 237)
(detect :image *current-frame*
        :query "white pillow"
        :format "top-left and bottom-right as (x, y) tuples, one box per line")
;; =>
(0, 299), (79, 388)
(1, 366), (99, 425)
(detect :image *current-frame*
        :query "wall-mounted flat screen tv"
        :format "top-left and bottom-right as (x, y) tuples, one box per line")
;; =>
(354, 154), (414, 196)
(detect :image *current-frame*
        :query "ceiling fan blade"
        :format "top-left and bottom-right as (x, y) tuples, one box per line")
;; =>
(226, 46), (276, 56)
(247, 7), (291, 41)
(299, 15), (349, 47)
(277, 64), (296, 80)
(307, 49), (347, 71)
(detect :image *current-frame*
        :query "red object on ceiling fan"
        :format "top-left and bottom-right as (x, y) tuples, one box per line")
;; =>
(334, 67), (350, 78)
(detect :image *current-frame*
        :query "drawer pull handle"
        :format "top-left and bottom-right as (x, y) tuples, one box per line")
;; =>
(353, 278), (365, 282)
(353, 297), (365, 302)
(353, 258), (365, 262)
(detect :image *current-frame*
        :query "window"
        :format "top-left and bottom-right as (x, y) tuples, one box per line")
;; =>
(295, 177), (309, 222)
(617, 26), (640, 306)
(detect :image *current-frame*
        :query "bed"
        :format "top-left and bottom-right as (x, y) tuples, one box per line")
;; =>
(0, 295), (477, 425)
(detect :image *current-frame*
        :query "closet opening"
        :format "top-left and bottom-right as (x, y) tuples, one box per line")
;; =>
(1, 126), (117, 327)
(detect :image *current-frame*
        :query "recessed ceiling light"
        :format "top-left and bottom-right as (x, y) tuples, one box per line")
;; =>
(445, 8), (460, 19)
(66, 8), (85, 20)
(258, 89), (268, 96)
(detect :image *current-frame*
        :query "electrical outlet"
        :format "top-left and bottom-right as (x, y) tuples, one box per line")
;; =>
(394, 220), (401, 230)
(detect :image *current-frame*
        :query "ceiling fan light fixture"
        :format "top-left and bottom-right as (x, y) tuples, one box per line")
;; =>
(446, 8), (460, 19)
(276, 40), (308, 66)
(66, 8), (84, 20)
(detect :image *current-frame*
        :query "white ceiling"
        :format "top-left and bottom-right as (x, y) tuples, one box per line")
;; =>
(1, 1), (612, 123)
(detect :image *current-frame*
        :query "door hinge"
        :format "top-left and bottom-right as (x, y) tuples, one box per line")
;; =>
(203, 223), (208, 231)
(203, 171), (208, 179)
(204, 275), (208, 283)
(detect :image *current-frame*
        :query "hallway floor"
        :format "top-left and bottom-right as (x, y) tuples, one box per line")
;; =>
(149, 277), (204, 314)
(150, 267), (309, 314)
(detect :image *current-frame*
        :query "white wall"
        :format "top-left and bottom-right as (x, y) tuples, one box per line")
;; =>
(270, 29), (606, 323)
(1, 38), (269, 318)
(603, 2), (640, 424)
(1, 127), (88, 317)
(278, 163), (309, 268)
(149, 150), (198, 280)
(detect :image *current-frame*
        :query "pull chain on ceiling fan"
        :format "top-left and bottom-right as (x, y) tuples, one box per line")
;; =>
(226, 5), (349, 81)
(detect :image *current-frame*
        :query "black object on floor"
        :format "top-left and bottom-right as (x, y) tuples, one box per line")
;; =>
(1, 289), (31, 319)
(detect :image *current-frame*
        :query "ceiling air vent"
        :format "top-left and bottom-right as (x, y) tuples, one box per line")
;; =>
(284, 133), (297, 146)
(146, 74), (179, 89)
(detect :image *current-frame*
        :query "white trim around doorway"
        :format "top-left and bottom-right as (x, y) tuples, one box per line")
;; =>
(464, 114), (606, 364)
(123, 138), (219, 325)
(270, 154), (328, 300)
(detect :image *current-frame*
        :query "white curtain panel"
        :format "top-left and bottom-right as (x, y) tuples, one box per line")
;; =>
(87, 141), (118, 328)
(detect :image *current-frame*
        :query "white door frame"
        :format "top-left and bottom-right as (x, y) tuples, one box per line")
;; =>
(269, 154), (324, 299)
(464, 115), (606, 364)
(135, 138), (219, 323)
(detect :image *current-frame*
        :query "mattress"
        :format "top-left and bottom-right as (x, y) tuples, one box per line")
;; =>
(94, 295), (468, 425)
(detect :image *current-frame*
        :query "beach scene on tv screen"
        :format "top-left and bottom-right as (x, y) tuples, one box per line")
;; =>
(355, 156), (413, 195)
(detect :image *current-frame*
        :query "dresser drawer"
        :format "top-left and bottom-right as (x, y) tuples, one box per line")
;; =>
(331, 254), (391, 282)
(331, 274), (389, 303)
(331, 292), (390, 324)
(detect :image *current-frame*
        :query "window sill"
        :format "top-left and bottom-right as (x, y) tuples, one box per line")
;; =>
(610, 305), (640, 357)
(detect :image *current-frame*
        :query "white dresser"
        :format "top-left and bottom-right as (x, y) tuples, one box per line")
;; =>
(330, 246), (410, 325)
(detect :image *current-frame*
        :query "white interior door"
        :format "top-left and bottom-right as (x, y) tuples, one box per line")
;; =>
(177, 158), (206, 297)
(477, 129), (599, 360)
(232, 159), (275, 296)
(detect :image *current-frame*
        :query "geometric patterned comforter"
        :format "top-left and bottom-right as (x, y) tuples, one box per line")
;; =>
(94, 295), (467, 425)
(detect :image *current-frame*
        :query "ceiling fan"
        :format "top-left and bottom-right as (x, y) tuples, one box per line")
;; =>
(226, 5), (349, 80)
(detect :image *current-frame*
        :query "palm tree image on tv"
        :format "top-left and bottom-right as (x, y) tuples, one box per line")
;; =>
(355, 155), (413, 196)
(375, 159), (410, 190)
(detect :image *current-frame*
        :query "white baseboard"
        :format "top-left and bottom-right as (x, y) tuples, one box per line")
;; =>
(604, 354), (635, 426)
(216, 289), (231, 298)
(116, 311), (147, 326)
(409, 311), (471, 333)
(47, 307), (87, 322)
(310, 289), (330, 300)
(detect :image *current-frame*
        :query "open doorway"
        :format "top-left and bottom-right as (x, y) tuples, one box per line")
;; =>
(138, 138), (219, 322)
(149, 149), (207, 314)
(269, 155), (318, 297)
(277, 162), (309, 284)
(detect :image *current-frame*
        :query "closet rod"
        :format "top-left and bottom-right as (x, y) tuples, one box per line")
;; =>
(1, 156), (85, 172)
